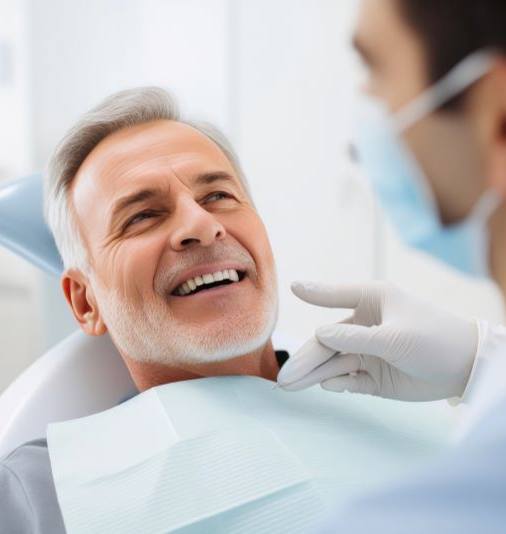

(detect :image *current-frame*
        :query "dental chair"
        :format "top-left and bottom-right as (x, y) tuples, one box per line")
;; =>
(0, 175), (136, 458)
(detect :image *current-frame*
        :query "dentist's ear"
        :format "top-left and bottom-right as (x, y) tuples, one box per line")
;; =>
(483, 60), (506, 196)
(61, 269), (107, 336)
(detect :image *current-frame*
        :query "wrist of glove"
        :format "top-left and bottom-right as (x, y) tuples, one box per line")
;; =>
(277, 281), (479, 402)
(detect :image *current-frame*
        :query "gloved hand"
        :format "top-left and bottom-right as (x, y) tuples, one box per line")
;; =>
(277, 281), (479, 401)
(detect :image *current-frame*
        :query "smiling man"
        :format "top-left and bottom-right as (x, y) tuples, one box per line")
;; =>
(0, 87), (285, 533)
(52, 89), (280, 391)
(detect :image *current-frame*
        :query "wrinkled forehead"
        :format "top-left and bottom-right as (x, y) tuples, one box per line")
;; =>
(72, 120), (237, 207)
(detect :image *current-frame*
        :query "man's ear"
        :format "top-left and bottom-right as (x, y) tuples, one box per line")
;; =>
(62, 269), (107, 336)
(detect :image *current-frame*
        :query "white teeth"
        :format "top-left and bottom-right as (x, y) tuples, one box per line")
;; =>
(175, 269), (242, 296)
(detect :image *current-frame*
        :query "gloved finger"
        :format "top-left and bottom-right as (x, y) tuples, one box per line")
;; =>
(321, 372), (378, 396)
(278, 316), (355, 386)
(279, 353), (362, 391)
(291, 281), (367, 309)
(277, 337), (335, 386)
(315, 322), (388, 358)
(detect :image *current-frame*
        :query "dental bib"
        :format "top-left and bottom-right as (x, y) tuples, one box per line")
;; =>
(47, 376), (451, 533)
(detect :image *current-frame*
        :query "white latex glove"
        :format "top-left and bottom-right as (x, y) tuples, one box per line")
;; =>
(277, 281), (479, 401)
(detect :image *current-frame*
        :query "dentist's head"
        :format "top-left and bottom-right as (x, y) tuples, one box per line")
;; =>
(354, 0), (506, 281)
(44, 88), (278, 388)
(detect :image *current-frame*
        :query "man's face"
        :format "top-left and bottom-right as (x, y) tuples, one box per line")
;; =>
(354, 0), (488, 224)
(69, 120), (277, 365)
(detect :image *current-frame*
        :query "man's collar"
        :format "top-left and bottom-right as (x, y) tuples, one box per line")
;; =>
(275, 350), (289, 370)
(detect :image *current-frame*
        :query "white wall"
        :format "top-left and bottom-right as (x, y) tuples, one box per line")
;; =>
(0, 0), (42, 392)
(232, 0), (378, 341)
(0, 0), (31, 179)
(0, 0), (503, 392)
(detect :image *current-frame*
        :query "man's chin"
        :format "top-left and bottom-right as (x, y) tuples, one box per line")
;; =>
(169, 304), (278, 365)
(176, 328), (273, 365)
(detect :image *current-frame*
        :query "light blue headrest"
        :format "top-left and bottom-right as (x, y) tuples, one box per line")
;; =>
(0, 174), (63, 276)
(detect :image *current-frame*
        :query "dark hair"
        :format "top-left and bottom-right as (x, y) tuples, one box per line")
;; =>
(398, 0), (506, 101)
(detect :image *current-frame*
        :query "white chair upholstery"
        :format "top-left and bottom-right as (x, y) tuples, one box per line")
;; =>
(0, 331), (137, 458)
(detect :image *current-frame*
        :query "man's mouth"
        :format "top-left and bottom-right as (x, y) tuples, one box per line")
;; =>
(171, 269), (247, 297)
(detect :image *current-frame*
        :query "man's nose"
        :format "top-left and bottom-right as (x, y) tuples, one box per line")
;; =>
(170, 198), (226, 250)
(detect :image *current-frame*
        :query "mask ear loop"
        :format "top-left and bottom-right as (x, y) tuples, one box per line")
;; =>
(393, 49), (498, 135)
(469, 189), (502, 223)
(460, 189), (502, 277)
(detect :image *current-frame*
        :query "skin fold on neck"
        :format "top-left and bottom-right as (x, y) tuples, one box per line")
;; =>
(121, 340), (279, 392)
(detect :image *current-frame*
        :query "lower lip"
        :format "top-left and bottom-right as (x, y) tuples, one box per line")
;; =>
(171, 278), (247, 300)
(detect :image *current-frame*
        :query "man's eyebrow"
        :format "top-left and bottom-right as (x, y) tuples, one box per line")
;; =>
(192, 171), (235, 186)
(110, 188), (163, 224)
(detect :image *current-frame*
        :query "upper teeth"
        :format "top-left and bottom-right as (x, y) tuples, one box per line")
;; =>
(175, 269), (241, 296)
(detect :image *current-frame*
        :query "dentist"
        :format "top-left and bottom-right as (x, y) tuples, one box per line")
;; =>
(278, 0), (506, 531)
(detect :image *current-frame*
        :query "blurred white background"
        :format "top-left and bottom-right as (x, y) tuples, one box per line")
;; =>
(0, 0), (503, 392)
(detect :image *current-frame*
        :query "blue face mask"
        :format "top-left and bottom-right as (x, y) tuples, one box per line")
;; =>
(353, 50), (500, 278)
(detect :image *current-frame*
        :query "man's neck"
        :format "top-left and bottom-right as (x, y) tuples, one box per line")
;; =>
(122, 340), (279, 392)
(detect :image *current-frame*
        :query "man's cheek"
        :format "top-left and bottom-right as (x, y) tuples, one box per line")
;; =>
(255, 233), (275, 268)
(119, 247), (158, 290)
(113, 263), (151, 304)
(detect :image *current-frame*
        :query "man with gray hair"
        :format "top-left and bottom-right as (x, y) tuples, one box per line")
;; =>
(45, 86), (279, 385)
(0, 86), (284, 533)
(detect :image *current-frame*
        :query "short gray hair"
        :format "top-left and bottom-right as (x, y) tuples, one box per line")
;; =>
(44, 86), (249, 271)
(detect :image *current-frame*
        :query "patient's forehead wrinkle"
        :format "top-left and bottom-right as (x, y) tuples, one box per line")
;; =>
(105, 155), (235, 191)
(193, 171), (236, 186)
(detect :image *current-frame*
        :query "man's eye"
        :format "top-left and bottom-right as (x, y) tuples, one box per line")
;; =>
(203, 191), (233, 204)
(124, 211), (158, 229)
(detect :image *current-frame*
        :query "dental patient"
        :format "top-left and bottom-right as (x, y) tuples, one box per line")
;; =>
(0, 88), (448, 534)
